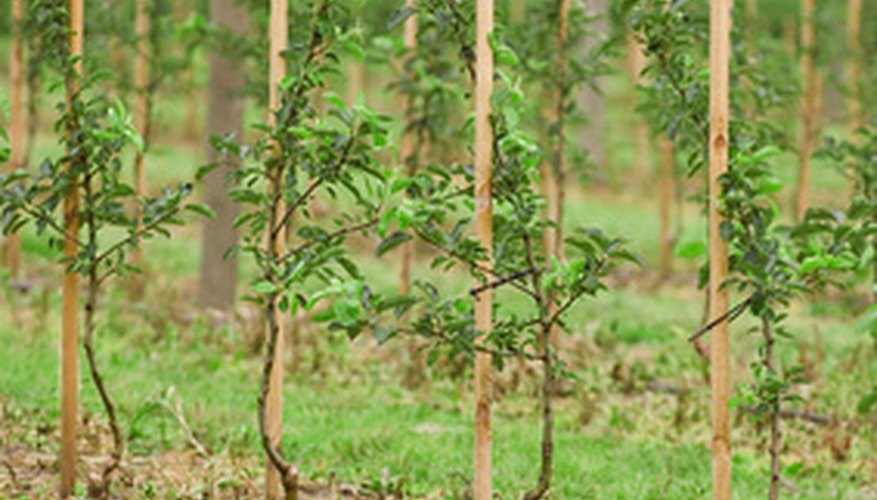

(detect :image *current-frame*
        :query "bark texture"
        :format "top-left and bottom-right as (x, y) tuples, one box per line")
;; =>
(197, 0), (249, 310)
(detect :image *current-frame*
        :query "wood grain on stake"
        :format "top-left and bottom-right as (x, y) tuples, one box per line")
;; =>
(399, 0), (417, 296)
(61, 0), (84, 496)
(796, 0), (816, 221)
(131, 0), (150, 288)
(709, 0), (732, 499)
(544, 0), (569, 349)
(473, 0), (493, 498)
(7, 0), (25, 277)
(847, 0), (862, 134)
(266, 0), (287, 497)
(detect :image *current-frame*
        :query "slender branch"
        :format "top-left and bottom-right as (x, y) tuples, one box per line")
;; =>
(93, 206), (182, 266)
(687, 295), (752, 342)
(269, 128), (355, 240)
(19, 202), (83, 249)
(654, 50), (710, 142)
(398, 327), (546, 362)
(280, 217), (378, 262)
(469, 267), (536, 297)
(271, 177), (322, 239)
(414, 227), (540, 301)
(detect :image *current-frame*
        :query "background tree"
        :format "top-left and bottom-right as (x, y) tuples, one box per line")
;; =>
(197, 0), (249, 311)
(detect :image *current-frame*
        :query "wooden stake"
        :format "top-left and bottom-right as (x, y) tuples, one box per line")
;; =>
(544, 0), (569, 349)
(846, 0), (862, 135)
(658, 136), (674, 279)
(60, 0), (84, 496)
(473, 0), (493, 498)
(399, 0), (417, 297)
(709, 0), (732, 498)
(130, 0), (150, 294)
(627, 33), (651, 185)
(796, 0), (816, 222)
(7, 0), (25, 278)
(266, 1), (287, 497)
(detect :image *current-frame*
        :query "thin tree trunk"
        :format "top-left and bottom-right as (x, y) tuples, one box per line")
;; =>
(197, 0), (248, 311)
(82, 174), (124, 495)
(262, 2), (293, 498)
(129, 0), (151, 297)
(761, 317), (781, 500)
(796, 0), (816, 222)
(60, 1), (84, 496)
(846, 0), (862, 135)
(473, 1), (494, 498)
(708, 1), (732, 499)
(658, 136), (674, 279)
(523, 325), (554, 500)
(6, 0), (25, 278)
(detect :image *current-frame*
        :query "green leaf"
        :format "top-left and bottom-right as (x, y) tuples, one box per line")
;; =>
(252, 280), (277, 294)
(333, 298), (361, 327)
(184, 204), (215, 219)
(376, 231), (412, 257)
(676, 241), (707, 259)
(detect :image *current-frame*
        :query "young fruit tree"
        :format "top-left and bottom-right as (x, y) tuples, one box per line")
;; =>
(630, 1), (863, 498)
(347, 1), (638, 497)
(209, 1), (392, 497)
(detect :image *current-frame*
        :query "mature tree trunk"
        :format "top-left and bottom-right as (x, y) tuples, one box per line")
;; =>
(6, 0), (25, 278)
(473, 1), (494, 498)
(60, 1), (84, 496)
(197, 0), (248, 311)
(708, 1), (732, 499)
(796, 0), (817, 222)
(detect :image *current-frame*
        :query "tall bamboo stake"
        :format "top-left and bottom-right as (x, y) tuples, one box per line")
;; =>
(398, 0), (417, 297)
(130, 0), (150, 294)
(658, 137), (674, 279)
(7, 0), (25, 277)
(709, 0), (732, 498)
(60, 0), (84, 496)
(626, 33), (651, 185)
(473, 0), (494, 498)
(796, 0), (816, 221)
(543, 0), (569, 349)
(846, 0), (862, 135)
(266, 0), (287, 497)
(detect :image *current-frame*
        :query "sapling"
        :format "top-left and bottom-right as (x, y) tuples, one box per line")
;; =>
(211, 2), (391, 496)
(0, 75), (205, 496)
(628, 1), (855, 497)
(340, 2), (639, 497)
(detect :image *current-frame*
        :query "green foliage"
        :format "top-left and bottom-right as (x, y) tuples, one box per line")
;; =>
(0, 81), (201, 281)
(220, 0), (391, 339)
